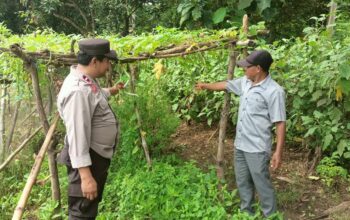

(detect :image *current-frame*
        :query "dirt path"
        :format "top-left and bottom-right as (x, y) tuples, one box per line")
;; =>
(168, 122), (350, 220)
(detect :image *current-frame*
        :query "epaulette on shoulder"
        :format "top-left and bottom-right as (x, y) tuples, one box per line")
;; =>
(80, 75), (98, 94)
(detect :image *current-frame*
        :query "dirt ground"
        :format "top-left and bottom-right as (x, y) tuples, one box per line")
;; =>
(168, 122), (350, 220)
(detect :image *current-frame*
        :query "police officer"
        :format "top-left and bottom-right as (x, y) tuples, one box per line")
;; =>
(57, 39), (124, 219)
(195, 50), (286, 217)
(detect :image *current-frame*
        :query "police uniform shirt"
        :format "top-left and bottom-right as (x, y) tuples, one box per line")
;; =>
(226, 75), (286, 154)
(57, 66), (118, 168)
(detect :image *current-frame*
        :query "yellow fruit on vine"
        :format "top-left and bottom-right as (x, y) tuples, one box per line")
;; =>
(153, 59), (165, 80)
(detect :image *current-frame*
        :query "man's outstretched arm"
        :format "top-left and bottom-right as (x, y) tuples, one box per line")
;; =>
(195, 81), (227, 91)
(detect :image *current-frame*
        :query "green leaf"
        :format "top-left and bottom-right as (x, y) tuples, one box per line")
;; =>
(212, 7), (227, 24)
(238, 0), (254, 10)
(317, 98), (328, 107)
(313, 110), (323, 119)
(323, 134), (333, 149)
(304, 127), (317, 137)
(337, 139), (347, 156)
(343, 152), (350, 159)
(339, 63), (350, 80)
(192, 7), (202, 21)
(311, 90), (322, 101)
(257, 0), (271, 14)
(132, 146), (139, 154)
(180, 12), (190, 26)
(345, 100), (350, 112)
(172, 103), (179, 111)
(339, 78), (350, 95)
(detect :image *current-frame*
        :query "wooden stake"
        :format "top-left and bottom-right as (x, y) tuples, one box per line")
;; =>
(9, 44), (61, 210)
(12, 114), (59, 220)
(5, 101), (21, 151)
(0, 126), (43, 172)
(216, 49), (238, 184)
(129, 65), (152, 167)
(327, 1), (337, 38)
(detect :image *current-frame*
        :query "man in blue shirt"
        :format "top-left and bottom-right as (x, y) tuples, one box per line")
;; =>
(195, 50), (286, 217)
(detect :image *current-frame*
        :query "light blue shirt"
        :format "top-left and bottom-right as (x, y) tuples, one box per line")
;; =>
(226, 75), (286, 154)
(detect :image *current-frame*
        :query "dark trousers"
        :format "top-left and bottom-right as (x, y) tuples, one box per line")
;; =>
(65, 149), (111, 219)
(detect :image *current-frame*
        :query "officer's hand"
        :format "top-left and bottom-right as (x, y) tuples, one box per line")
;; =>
(110, 83), (124, 95)
(270, 152), (282, 171)
(81, 176), (98, 200)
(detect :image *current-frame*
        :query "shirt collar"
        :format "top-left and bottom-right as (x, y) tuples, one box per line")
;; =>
(70, 65), (96, 84)
(246, 74), (271, 90)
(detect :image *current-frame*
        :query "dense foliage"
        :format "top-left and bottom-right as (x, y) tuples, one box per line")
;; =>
(1, 4), (350, 219)
(1, 0), (331, 40)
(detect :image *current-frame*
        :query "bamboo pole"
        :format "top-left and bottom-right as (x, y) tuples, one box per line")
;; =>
(0, 126), (43, 172)
(12, 114), (59, 220)
(129, 64), (152, 167)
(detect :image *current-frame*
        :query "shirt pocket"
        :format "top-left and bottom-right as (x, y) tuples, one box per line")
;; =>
(247, 93), (266, 113)
(95, 99), (110, 116)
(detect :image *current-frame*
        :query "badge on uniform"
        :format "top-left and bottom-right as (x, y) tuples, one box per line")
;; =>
(82, 75), (98, 93)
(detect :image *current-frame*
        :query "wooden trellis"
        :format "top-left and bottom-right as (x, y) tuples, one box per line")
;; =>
(0, 16), (253, 220)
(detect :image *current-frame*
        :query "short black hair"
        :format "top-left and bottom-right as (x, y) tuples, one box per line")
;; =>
(77, 52), (106, 66)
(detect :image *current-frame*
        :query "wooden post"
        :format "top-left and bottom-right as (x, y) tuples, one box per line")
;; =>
(9, 44), (61, 208)
(242, 15), (249, 57)
(129, 64), (152, 167)
(216, 49), (238, 184)
(5, 101), (21, 151)
(0, 85), (7, 163)
(327, 1), (337, 37)
(12, 114), (59, 220)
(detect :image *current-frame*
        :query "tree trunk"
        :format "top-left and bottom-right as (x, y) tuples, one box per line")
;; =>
(216, 50), (238, 184)
(0, 85), (7, 163)
(5, 100), (21, 152)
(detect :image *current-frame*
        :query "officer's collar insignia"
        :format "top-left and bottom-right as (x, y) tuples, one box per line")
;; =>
(82, 75), (98, 93)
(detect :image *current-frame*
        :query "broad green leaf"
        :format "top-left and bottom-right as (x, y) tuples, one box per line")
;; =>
(311, 90), (322, 101)
(180, 12), (190, 26)
(343, 152), (350, 159)
(304, 127), (317, 137)
(212, 7), (227, 24)
(317, 98), (328, 107)
(313, 110), (323, 119)
(323, 134), (333, 149)
(337, 139), (347, 156)
(338, 78), (350, 95)
(257, 0), (271, 14)
(339, 63), (350, 80)
(192, 7), (202, 21)
(345, 100), (350, 112)
(238, 0), (254, 10)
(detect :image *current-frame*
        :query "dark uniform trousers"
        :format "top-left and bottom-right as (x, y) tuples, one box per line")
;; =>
(58, 145), (111, 219)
